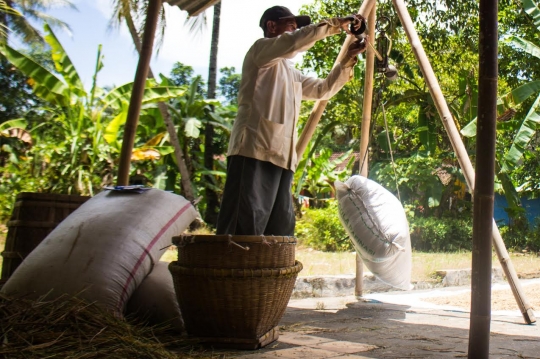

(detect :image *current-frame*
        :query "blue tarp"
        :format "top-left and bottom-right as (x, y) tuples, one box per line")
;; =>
(493, 194), (540, 226)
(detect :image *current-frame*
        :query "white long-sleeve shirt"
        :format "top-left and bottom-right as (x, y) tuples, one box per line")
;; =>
(227, 20), (357, 171)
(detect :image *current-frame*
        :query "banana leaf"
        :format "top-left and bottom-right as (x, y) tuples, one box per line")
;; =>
(44, 24), (86, 98)
(501, 93), (540, 172)
(522, 0), (540, 30)
(104, 105), (128, 148)
(0, 118), (27, 131)
(506, 35), (540, 59)
(418, 108), (437, 154)
(184, 117), (202, 138)
(101, 82), (186, 111)
(461, 80), (540, 137)
(0, 44), (69, 107)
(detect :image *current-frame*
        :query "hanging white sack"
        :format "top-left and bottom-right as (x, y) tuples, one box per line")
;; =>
(1, 189), (199, 315)
(335, 175), (412, 290)
(126, 261), (184, 332)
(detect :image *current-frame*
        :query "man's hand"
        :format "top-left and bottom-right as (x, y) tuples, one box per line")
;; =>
(347, 37), (368, 59)
(337, 14), (366, 34)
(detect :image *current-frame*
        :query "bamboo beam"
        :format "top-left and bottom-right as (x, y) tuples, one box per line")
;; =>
(355, 4), (377, 298)
(392, 0), (536, 324)
(117, 0), (162, 186)
(468, 0), (498, 355)
(296, 0), (377, 159)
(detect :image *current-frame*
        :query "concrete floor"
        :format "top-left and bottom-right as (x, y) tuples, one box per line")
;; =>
(226, 280), (540, 359)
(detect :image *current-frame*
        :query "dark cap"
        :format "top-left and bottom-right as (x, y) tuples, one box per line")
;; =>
(259, 6), (311, 32)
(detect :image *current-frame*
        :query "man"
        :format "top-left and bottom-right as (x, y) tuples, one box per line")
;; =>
(216, 6), (367, 236)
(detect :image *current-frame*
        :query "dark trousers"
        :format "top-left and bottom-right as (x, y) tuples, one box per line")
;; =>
(216, 155), (295, 236)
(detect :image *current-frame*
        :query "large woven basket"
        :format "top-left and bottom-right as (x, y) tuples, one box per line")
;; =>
(172, 234), (296, 269)
(169, 260), (302, 347)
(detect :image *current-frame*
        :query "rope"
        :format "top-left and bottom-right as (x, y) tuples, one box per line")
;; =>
(381, 98), (401, 201)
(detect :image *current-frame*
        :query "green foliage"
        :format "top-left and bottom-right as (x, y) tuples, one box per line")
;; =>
(499, 218), (540, 252)
(294, 141), (353, 201)
(0, 1), (20, 40)
(0, 0), (73, 45)
(0, 54), (46, 123)
(370, 154), (445, 211)
(296, 201), (353, 252)
(409, 216), (473, 252)
(458, 0), (540, 221)
(218, 66), (240, 105)
(169, 62), (206, 95)
(160, 75), (235, 200)
(0, 27), (203, 219)
(297, 200), (476, 253)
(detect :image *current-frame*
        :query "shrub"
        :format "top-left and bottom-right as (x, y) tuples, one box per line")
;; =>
(409, 216), (473, 252)
(297, 200), (477, 253)
(498, 217), (540, 252)
(295, 201), (353, 252)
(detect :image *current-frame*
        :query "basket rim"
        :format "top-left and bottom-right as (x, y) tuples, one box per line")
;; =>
(173, 234), (297, 246)
(169, 260), (303, 278)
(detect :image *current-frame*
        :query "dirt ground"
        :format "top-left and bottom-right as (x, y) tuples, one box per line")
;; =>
(424, 282), (540, 311)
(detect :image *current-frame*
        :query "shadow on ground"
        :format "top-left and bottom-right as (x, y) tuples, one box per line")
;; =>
(190, 296), (540, 359)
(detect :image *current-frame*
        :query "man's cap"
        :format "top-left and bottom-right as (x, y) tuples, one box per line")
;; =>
(259, 6), (311, 31)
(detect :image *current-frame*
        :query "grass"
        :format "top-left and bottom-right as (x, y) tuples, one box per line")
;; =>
(159, 244), (540, 283)
(2, 228), (539, 284)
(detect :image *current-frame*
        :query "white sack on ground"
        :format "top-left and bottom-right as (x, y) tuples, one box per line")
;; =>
(335, 176), (412, 290)
(126, 261), (183, 332)
(1, 189), (199, 315)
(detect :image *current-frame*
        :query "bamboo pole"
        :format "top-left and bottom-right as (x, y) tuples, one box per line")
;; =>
(392, 0), (536, 324)
(120, 1), (195, 199)
(355, 4), (377, 298)
(117, 0), (162, 186)
(468, 0), (498, 355)
(296, 0), (377, 159)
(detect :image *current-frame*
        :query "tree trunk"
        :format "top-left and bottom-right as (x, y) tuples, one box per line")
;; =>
(203, 2), (221, 226)
(122, 3), (195, 201)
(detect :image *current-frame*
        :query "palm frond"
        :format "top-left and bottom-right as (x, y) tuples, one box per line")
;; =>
(185, 11), (207, 36)
(2, 0), (75, 44)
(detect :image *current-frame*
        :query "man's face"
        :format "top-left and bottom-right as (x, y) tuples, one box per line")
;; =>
(267, 18), (297, 38)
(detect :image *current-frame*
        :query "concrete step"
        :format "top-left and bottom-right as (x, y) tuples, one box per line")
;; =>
(292, 267), (505, 298)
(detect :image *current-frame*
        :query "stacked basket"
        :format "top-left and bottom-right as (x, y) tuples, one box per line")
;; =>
(168, 234), (302, 349)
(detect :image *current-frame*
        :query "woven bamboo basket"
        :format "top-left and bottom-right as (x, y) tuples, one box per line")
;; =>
(169, 260), (302, 349)
(172, 234), (296, 269)
(0, 192), (90, 287)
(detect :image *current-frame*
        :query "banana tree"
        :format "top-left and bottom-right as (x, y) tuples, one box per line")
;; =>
(462, 0), (540, 170)
(0, 24), (186, 195)
(165, 77), (234, 204)
(459, 0), (540, 224)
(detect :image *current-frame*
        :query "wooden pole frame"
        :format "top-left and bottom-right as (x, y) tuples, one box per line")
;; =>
(355, 3), (377, 298)
(391, 0), (535, 325)
(117, 0), (163, 186)
(296, 0), (377, 159)
(468, 0), (498, 354)
(298, 0), (536, 325)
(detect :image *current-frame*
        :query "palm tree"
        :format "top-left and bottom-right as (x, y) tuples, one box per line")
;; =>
(203, 2), (222, 226)
(0, 0), (73, 44)
(181, 3), (223, 225)
(0, 0), (19, 41)
(183, 2), (224, 226)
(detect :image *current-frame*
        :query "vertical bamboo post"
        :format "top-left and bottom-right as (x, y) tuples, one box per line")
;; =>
(296, 0), (377, 159)
(468, 0), (498, 355)
(392, 0), (535, 324)
(355, 4), (377, 298)
(117, 0), (162, 186)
